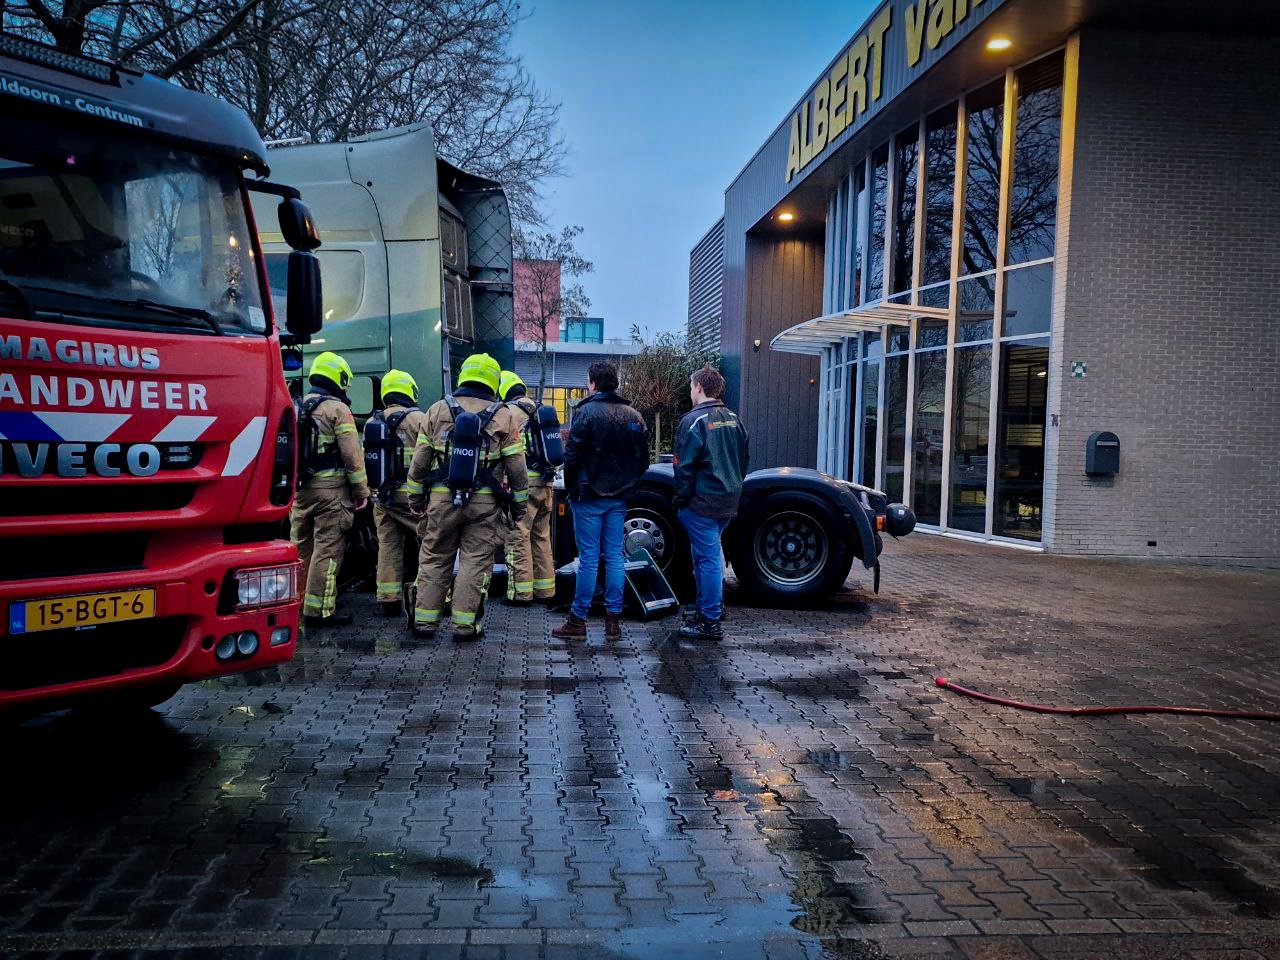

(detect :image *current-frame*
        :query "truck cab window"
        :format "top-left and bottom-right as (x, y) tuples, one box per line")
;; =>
(265, 249), (365, 324)
(0, 113), (265, 334)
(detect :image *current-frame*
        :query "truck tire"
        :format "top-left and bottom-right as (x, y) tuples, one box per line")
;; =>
(624, 490), (694, 599)
(728, 491), (855, 608)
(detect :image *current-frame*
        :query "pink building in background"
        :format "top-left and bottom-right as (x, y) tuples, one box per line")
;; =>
(514, 259), (560, 343)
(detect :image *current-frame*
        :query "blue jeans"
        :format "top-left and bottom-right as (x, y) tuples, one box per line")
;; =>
(571, 497), (627, 618)
(679, 507), (730, 621)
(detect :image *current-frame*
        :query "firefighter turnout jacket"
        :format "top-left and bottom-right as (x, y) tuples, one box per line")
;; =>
(406, 390), (529, 508)
(300, 391), (370, 501)
(505, 396), (557, 601)
(373, 402), (430, 604)
(292, 390), (369, 620)
(407, 387), (529, 635)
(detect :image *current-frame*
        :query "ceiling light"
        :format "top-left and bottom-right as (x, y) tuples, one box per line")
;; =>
(986, 37), (1013, 51)
(778, 212), (795, 222)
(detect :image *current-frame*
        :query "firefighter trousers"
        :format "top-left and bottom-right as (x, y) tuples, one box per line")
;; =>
(374, 501), (419, 603)
(291, 487), (353, 619)
(414, 498), (504, 631)
(506, 485), (556, 600)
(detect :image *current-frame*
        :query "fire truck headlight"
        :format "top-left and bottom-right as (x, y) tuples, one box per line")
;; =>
(234, 563), (302, 610)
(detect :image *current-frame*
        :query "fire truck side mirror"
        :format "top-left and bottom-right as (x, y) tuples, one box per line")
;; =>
(285, 250), (323, 341)
(278, 197), (321, 251)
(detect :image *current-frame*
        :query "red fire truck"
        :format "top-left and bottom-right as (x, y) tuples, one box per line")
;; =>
(0, 33), (324, 713)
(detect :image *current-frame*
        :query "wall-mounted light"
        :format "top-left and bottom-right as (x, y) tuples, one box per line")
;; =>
(986, 36), (1013, 51)
(753, 338), (762, 352)
(777, 212), (795, 222)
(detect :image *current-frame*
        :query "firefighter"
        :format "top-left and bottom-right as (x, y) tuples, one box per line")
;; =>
(292, 351), (369, 627)
(406, 353), (528, 641)
(499, 371), (557, 607)
(372, 369), (429, 617)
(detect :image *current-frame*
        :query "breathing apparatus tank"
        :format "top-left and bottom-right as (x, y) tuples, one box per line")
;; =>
(445, 403), (485, 506)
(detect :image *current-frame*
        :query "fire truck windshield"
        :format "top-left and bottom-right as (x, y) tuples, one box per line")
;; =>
(0, 114), (266, 335)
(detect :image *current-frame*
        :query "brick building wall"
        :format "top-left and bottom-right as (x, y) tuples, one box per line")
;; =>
(1051, 29), (1280, 560)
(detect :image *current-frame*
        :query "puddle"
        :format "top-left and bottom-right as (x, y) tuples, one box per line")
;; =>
(302, 839), (495, 885)
(749, 671), (869, 703)
(681, 760), (883, 935)
(804, 750), (874, 773)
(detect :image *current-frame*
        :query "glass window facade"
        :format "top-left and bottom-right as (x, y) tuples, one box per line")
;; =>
(912, 344), (946, 525)
(1002, 263), (1052, 338)
(883, 352), (909, 502)
(923, 107), (957, 286)
(949, 344), (991, 533)
(858, 337), (881, 489)
(813, 50), (1065, 544)
(867, 147), (889, 303)
(1008, 54), (1064, 266)
(962, 81), (1004, 277)
(892, 129), (919, 295)
(994, 341), (1049, 539)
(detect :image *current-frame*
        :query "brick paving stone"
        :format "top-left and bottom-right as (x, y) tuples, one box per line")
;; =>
(3, 537), (1280, 957)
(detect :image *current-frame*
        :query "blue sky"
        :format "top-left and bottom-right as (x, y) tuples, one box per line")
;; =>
(512, 0), (879, 338)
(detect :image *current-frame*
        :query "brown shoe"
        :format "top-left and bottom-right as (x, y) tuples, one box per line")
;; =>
(604, 614), (622, 641)
(551, 614), (587, 640)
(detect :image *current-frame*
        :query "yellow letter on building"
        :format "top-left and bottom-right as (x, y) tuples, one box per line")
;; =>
(867, 5), (893, 102)
(811, 77), (831, 158)
(927, 0), (955, 50)
(828, 53), (850, 138)
(905, 0), (928, 67)
(847, 35), (869, 119)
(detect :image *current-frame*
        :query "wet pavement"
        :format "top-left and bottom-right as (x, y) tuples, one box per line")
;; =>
(4, 535), (1280, 959)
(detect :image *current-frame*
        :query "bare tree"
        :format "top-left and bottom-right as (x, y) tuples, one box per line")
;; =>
(513, 225), (592, 396)
(621, 327), (719, 457)
(0, 0), (565, 224)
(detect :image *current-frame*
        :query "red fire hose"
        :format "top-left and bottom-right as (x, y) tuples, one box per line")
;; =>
(935, 677), (1280, 722)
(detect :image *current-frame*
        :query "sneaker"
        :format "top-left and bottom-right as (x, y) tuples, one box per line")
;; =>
(677, 615), (722, 642)
(604, 613), (622, 641)
(304, 613), (353, 628)
(551, 614), (587, 640)
(379, 600), (402, 617)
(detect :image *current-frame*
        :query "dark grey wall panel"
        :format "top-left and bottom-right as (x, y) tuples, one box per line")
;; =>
(739, 234), (823, 469)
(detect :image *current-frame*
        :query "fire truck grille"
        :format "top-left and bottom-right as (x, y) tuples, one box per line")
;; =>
(2, 617), (187, 691)
(0, 533), (148, 581)
(0, 484), (196, 517)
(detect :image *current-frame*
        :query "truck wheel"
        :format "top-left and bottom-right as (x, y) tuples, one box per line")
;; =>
(730, 492), (855, 608)
(625, 491), (694, 599)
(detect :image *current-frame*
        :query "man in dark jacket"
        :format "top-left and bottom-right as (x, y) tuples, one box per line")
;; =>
(552, 361), (650, 642)
(673, 364), (749, 640)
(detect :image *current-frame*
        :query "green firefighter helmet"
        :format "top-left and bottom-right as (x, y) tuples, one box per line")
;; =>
(457, 352), (501, 394)
(499, 370), (526, 401)
(381, 369), (419, 404)
(309, 351), (352, 390)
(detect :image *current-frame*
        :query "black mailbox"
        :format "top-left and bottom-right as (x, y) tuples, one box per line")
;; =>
(1085, 431), (1119, 476)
